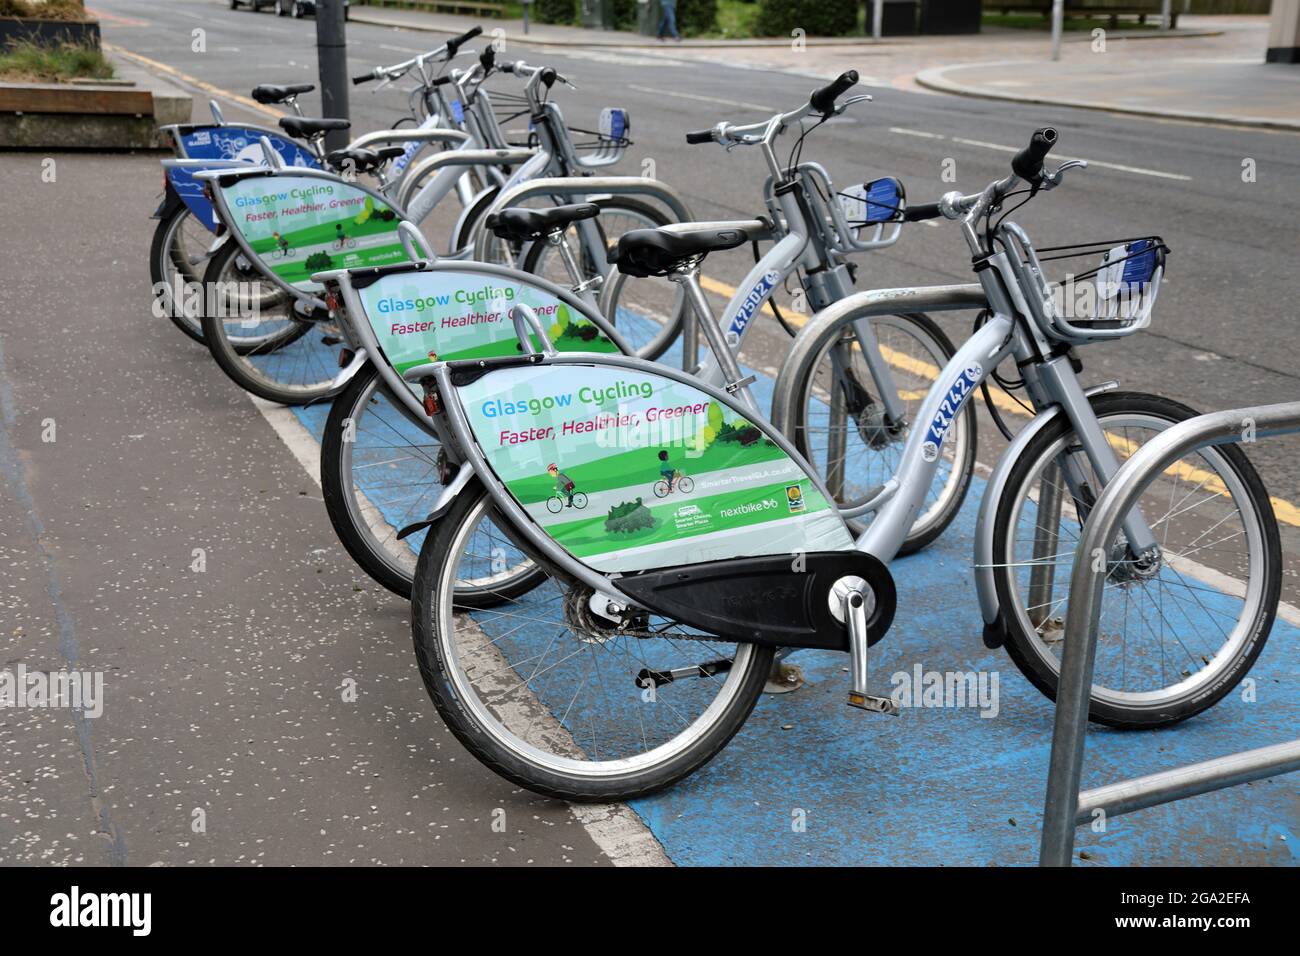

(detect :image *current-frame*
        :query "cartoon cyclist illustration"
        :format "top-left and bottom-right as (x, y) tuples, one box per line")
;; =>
(271, 231), (291, 257)
(545, 463), (587, 513)
(653, 449), (694, 498)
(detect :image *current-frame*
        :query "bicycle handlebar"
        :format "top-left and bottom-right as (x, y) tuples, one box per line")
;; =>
(810, 71), (858, 116)
(903, 201), (942, 222)
(353, 26), (483, 86)
(684, 129), (713, 145)
(1011, 127), (1058, 185)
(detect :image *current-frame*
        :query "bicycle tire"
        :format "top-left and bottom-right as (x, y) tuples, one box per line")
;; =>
(991, 391), (1280, 728)
(411, 485), (775, 802)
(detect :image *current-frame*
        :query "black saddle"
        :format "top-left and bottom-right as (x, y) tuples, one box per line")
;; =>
(279, 116), (351, 139)
(325, 146), (405, 174)
(609, 220), (770, 277)
(251, 83), (315, 105)
(487, 203), (600, 242)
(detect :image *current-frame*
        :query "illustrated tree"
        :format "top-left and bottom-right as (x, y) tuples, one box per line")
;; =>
(305, 251), (333, 272)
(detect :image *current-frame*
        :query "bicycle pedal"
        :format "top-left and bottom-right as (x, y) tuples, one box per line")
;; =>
(847, 692), (898, 715)
(320, 335), (342, 346)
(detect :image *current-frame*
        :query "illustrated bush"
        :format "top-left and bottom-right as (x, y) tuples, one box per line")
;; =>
(605, 498), (654, 534)
(754, 0), (858, 37)
(305, 251), (333, 271)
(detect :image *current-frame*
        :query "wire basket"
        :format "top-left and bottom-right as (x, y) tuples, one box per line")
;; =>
(1029, 236), (1169, 343)
(569, 107), (632, 169)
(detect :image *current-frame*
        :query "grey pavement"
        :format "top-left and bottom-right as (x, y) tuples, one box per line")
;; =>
(0, 150), (645, 866)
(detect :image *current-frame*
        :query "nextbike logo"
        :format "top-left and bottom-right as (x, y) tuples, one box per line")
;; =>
(921, 364), (981, 462)
(376, 285), (516, 313)
(727, 270), (780, 338)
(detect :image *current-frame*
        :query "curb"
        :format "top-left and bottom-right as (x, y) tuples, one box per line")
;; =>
(915, 60), (1300, 132)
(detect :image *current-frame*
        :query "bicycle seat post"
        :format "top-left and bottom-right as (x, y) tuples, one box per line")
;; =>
(548, 228), (603, 296)
(668, 262), (758, 413)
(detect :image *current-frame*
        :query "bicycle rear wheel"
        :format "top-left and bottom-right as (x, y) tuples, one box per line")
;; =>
(790, 312), (976, 554)
(411, 487), (774, 801)
(523, 197), (686, 361)
(320, 364), (545, 602)
(199, 241), (341, 406)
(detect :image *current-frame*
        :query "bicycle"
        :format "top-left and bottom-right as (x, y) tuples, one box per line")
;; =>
(547, 491), (589, 513)
(653, 473), (693, 497)
(402, 109), (1280, 801)
(601, 72), (976, 554)
(316, 203), (637, 599)
(153, 28), (488, 349)
(313, 80), (972, 598)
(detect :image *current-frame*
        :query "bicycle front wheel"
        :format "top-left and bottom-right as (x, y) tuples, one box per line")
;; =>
(991, 391), (1280, 727)
(792, 312), (976, 554)
(411, 487), (774, 801)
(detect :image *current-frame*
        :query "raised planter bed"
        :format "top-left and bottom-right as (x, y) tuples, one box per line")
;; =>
(0, 79), (187, 149)
(0, 16), (101, 49)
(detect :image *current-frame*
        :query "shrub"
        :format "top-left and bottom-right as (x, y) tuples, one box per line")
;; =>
(610, 0), (716, 35)
(534, 0), (577, 25)
(754, 0), (857, 37)
(0, 39), (110, 82)
(605, 498), (654, 534)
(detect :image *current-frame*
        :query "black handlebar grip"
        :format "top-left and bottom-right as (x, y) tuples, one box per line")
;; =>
(540, 67), (558, 88)
(430, 75), (455, 87)
(446, 25), (482, 55)
(903, 201), (943, 222)
(480, 45), (496, 69)
(1011, 127), (1059, 183)
(352, 71), (376, 85)
(810, 70), (859, 115)
(685, 129), (714, 145)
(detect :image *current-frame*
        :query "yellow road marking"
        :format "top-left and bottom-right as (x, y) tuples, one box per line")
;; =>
(104, 44), (284, 120)
(699, 273), (1300, 527)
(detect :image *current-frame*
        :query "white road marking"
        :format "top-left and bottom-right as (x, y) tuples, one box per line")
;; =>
(628, 85), (772, 114)
(889, 127), (946, 139)
(949, 137), (1191, 181)
(246, 393), (672, 866)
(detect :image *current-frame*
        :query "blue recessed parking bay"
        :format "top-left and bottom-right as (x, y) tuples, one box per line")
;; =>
(290, 367), (1298, 868)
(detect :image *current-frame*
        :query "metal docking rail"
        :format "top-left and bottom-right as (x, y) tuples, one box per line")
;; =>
(1039, 401), (1300, 866)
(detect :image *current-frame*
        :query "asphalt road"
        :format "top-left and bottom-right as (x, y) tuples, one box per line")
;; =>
(1, 0), (1297, 866)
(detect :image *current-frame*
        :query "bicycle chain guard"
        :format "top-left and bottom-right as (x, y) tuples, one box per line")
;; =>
(617, 551), (896, 652)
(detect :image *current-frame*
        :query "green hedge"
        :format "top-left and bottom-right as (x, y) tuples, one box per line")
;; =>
(535, 0), (577, 24)
(608, 0), (716, 34)
(754, 0), (857, 37)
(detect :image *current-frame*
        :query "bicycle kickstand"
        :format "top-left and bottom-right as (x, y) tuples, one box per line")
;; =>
(843, 583), (898, 715)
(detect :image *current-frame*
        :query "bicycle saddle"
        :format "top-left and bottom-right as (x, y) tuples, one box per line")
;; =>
(610, 220), (770, 277)
(325, 146), (405, 174)
(279, 116), (351, 139)
(251, 83), (315, 105)
(487, 203), (599, 242)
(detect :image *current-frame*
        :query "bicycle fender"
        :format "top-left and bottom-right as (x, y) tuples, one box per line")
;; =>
(395, 460), (475, 541)
(151, 177), (185, 221)
(330, 347), (369, 392)
(974, 382), (1118, 648)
